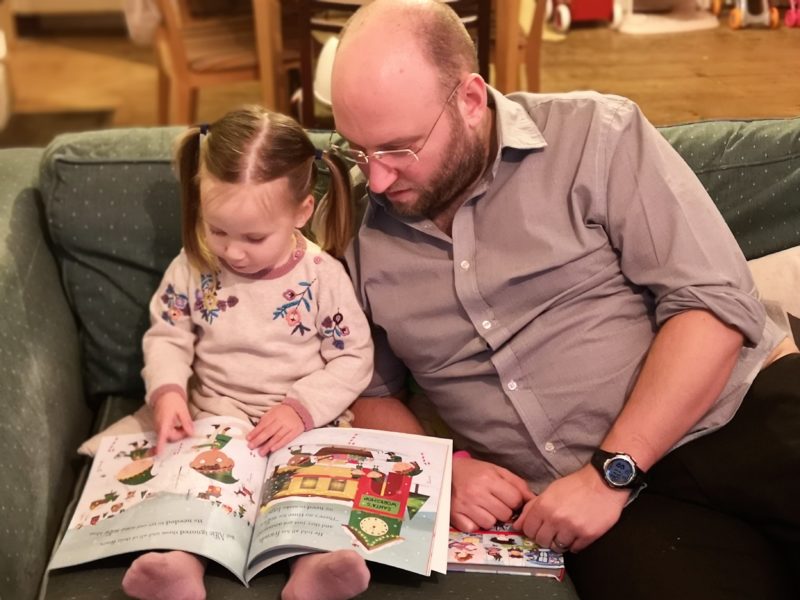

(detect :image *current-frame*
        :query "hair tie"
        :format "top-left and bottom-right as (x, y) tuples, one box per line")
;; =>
(314, 148), (324, 160)
(198, 123), (210, 136)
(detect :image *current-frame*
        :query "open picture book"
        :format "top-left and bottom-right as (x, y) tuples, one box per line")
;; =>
(448, 523), (565, 580)
(49, 416), (453, 585)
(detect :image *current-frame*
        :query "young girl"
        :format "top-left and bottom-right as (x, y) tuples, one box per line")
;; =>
(120, 106), (374, 600)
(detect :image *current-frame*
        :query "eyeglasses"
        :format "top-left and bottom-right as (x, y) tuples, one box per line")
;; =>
(330, 81), (462, 170)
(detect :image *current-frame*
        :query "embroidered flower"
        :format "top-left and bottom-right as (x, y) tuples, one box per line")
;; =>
(320, 311), (351, 350)
(273, 280), (316, 336)
(160, 283), (190, 325)
(195, 273), (239, 324)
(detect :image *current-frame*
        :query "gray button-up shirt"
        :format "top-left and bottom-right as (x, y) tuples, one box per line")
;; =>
(345, 89), (783, 492)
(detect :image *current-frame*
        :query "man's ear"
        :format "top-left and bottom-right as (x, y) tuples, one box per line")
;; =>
(459, 73), (489, 129)
(294, 194), (315, 228)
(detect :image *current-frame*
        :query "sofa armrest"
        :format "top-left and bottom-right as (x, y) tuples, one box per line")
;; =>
(0, 148), (93, 600)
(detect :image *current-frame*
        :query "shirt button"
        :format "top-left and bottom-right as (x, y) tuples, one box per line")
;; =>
(482, 320), (492, 330)
(507, 380), (517, 391)
(460, 260), (470, 270)
(544, 442), (556, 453)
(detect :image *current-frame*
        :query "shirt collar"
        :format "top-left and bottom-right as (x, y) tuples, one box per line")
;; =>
(487, 86), (547, 167)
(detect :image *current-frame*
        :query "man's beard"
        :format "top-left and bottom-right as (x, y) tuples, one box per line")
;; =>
(388, 112), (487, 221)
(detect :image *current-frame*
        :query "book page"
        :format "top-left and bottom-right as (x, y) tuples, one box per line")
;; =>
(245, 427), (452, 580)
(50, 416), (267, 584)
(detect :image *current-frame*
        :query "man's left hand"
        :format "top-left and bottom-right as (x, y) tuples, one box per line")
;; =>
(513, 464), (629, 553)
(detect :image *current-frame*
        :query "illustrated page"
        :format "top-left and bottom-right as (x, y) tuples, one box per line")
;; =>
(50, 416), (266, 583)
(246, 427), (452, 579)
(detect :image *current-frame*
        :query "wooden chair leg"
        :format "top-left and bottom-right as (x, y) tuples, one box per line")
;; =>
(171, 82), (192, 125)
(157, 65), (170, 125)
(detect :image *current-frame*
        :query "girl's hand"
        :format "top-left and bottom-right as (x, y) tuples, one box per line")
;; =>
(247, 404), (305, 456)
(152, 391), (194, 455)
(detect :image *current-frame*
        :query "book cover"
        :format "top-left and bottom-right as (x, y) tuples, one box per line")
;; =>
(447, 524), (565, 580)
(49, 416), (452, 585)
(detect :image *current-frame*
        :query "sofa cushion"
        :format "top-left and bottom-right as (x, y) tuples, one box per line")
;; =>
(40, 127), (342, 400)
(40, 127), (184, 400)
(658, 117), (800, 260)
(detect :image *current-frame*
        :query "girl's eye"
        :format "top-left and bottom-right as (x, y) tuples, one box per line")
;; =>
(246, 235), (266, 243)
(209, 228), (225, 236)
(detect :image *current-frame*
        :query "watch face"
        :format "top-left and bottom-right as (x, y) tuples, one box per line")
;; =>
(605, 457), (635, 486)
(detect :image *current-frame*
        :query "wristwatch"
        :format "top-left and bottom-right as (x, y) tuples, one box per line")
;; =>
(590, 449), (647, 493)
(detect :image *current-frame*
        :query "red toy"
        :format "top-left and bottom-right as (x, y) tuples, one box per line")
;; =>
(786, 0), (800, 27)
(549, 0), (628, 33)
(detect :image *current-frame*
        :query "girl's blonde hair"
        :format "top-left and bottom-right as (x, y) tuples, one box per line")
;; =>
(174, 105), (353, 273)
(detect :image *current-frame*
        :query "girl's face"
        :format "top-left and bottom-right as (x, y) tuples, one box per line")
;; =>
(200, 175), (313, 275)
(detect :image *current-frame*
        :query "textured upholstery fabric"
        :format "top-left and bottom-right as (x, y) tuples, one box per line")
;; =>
(659, 117), (800, 260)
(0, 148), (92, 600)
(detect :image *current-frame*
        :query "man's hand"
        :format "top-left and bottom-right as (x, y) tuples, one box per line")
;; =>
(152, 391), (194, 455)
(513, 464), (629, 553)
(451, 456), (535, 531)
(247, 404), (304, 456)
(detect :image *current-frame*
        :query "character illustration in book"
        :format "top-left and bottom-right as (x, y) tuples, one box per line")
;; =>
(197, 485), (222, 500)
(487, 545), (503, 561)
(235, 484), (255, 504)
(190, 434), (239, 484)
(89, 491), (119, 510)
(115, 440), (157, 486)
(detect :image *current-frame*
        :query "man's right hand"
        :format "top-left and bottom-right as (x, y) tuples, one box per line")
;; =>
(451, 456), (535, 531)
(152, 391), (194, 455)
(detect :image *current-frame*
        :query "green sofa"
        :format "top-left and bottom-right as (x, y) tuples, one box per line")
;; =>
(1, 117), (799, 600)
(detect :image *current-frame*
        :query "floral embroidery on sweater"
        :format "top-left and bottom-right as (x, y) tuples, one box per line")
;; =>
(160, 284), (190, 325)
(321, 312), (350, 350)
(195, 273), (239, 324)
(273, 280), (315, 336)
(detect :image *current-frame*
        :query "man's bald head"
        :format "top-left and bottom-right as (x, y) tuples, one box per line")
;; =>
(335, 0), (478, 94)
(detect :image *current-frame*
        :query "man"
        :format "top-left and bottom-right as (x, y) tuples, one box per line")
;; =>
(330, 1), (799, 598)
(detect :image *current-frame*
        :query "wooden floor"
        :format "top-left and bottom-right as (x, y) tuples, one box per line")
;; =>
(4, 12), (800, 142)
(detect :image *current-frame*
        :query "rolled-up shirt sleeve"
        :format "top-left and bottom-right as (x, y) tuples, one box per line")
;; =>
(602, 99), (766, 345)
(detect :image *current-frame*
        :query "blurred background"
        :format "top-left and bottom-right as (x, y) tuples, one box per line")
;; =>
(0, 0), (798, 148)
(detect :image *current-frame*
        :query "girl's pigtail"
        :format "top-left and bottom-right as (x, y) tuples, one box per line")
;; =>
(316, 151), (354, 258)
(175, 126), (216, 273)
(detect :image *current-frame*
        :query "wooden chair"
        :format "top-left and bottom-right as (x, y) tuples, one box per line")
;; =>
(296, 0), (492, 127)
(153, 0), (299, 124)
(493, 0), (548, 94)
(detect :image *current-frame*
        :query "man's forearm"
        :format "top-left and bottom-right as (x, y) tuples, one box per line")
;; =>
(350, 394), (426, 435)
(601, 309), (745, 471)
